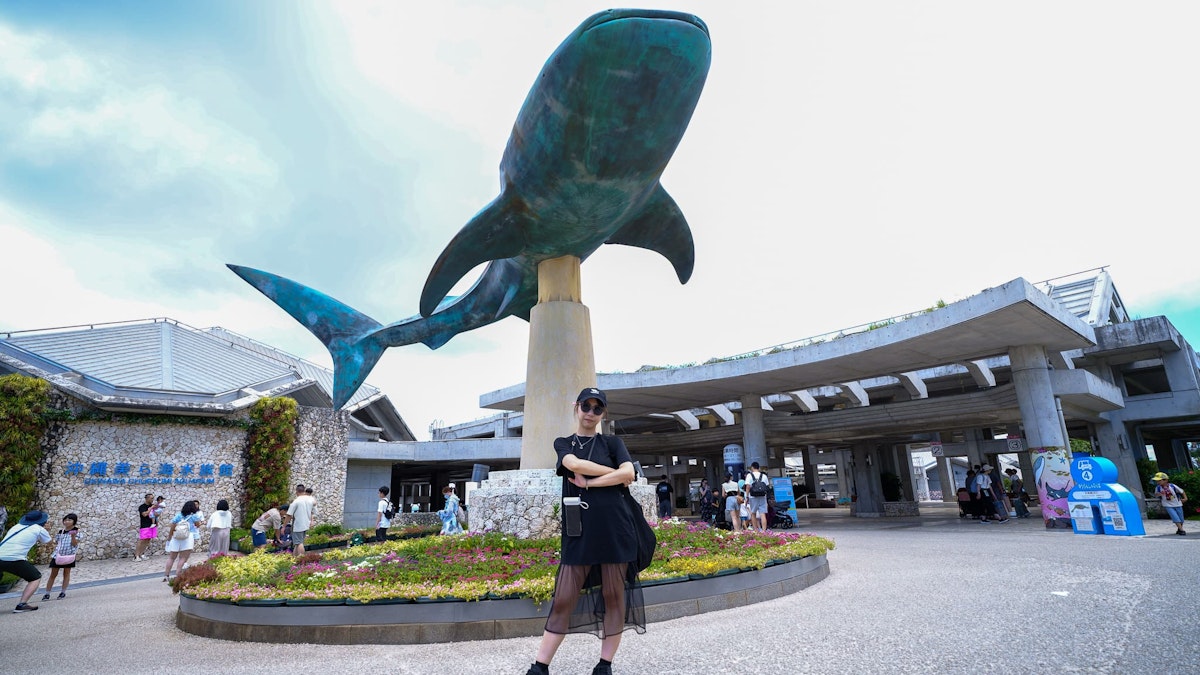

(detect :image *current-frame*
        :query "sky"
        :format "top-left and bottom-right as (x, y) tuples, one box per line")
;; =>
(2, 1), (1199, 439)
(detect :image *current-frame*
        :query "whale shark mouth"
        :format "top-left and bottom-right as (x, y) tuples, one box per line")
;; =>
(580, 9), (709, 37)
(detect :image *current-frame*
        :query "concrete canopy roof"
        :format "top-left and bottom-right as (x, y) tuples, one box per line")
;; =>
(481, 278), (1097, 417)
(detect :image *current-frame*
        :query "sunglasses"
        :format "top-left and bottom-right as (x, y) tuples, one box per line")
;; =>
(578, 403), (605, 414)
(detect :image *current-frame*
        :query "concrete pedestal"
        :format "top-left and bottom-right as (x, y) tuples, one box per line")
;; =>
(470, 469), (657, 539)
(520, 256), (596, 470)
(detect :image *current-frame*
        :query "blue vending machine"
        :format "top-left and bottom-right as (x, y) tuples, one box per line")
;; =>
(1067, 455), (1145, 537)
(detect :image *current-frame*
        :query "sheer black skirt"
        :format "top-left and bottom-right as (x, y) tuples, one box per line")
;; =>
(543, 562), (646, 638)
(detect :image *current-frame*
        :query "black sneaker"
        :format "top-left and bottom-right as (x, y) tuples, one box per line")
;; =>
(13, 602), (38, 613)
(41, 593), (50, 601)
(592, 663), (613, 675)
(525, 663), (549, 675)
(58, 591), (66, 599)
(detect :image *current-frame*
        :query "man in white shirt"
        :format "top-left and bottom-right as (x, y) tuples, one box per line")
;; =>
(374, 485), (393, 542)
(743, 462), (771, 532)
(1, 510), (53, 613)
(285, 484), (317, 554)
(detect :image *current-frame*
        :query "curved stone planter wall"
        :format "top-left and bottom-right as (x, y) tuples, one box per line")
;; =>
(176, 554), (829, 644)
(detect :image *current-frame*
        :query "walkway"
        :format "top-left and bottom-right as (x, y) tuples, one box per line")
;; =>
(2, 512), (1195, 674)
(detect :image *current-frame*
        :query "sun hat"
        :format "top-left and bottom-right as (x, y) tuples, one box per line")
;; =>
(981, 464), (993, 471)
(18, 510), (48, 526)
(1153, 472), (1170, 481)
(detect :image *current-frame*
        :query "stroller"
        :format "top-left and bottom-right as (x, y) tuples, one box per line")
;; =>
(956, 488), (974, 519)
(768, 501), (795, 529)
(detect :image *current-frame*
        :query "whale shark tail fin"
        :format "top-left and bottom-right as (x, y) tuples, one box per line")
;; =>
(226, 264), (386, 409)
(605, 183), (694, 284)
(420, 192), (529, 317)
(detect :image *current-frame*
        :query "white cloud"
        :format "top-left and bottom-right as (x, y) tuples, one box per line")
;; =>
(5, 3), (1200, 438)
(0, 21), (279, 194)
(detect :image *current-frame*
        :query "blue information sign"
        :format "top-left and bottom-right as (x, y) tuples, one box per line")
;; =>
(1067, 455), (1144, 536)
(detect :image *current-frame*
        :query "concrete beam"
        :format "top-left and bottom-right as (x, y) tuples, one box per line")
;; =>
(759, 397), (774, 412)
(1047, 350), (1075, 371)
(962, 360), (996, 388)
(787, 390), (819, 413)
(348, 438), (522, 463)
(838, 382), (869, 407)
(895, 372), (928, 399)
(705, 404), (735, 426)
(670, 410), (701, 431)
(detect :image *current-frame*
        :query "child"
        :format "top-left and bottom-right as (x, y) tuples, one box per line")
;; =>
(1152, 472), (1188, 535)
(150, 496), (166, 523)
(43, 513), (80, 600)
(738, 494), (751, 528)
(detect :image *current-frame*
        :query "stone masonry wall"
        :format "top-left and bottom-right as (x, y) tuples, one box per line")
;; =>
(471, 469), (658, 539)
(32, 399), (352, 561)
(38, 418), (249, 561)
(288, 407), (349, 529)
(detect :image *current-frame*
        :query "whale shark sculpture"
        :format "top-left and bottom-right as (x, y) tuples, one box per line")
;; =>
(229, 9), (711, 408)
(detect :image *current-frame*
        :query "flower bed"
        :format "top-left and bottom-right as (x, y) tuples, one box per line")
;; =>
(232, 523), (440, 554)
(176, 521), (834, 604)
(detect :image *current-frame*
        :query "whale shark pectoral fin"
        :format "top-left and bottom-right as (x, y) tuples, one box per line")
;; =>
(605, 183), (695, 284)
(420, 193), (530, 317)
(226, 264), (385, 409)
(420, 332), (456, 350)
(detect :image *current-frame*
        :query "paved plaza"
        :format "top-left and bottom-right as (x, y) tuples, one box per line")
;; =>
(2, 507), (1195, 674)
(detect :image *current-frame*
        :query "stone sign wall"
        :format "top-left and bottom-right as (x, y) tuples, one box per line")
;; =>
(37, 419), (249, 561)
(32, 399), (350, 561)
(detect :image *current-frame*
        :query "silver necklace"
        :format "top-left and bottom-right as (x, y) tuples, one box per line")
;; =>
(572, 433), (597, 459)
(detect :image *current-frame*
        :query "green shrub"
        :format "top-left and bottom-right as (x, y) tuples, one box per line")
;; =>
(1137, 458), (1160, 489)
(0, 374), (50, 518)
(241, 397), (298, 527)
(1159, 470), (1200, 519)
(309, 523), (344, 537)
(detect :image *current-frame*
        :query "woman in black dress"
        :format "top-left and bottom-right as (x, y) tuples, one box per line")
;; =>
(526, 387), (644, 675)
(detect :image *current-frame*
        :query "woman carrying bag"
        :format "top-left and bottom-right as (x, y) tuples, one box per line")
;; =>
(525, 388), (649, 675)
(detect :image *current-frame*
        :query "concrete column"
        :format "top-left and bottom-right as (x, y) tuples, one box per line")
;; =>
(1009, 345), (1068, 449)
(936, 456), (955, 502)
(1096, 421), (1144, 502)
(964, 428), (985, 469)
(834, 449), (849, 498)
(521, 256), (596, 470)
(894, 445), (916, 501)
(740, 394), (768, 468)
(850, 443), (883, 517)
(802, 447), (819, 495)
(1017, 452), (1036, 488)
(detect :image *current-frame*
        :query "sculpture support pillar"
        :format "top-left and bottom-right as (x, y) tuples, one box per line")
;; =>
(520, 256), (596, 469)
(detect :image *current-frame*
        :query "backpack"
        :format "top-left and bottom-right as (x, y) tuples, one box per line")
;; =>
(172, 520), (191, 540)
(383, 502), (395, 520)
(748, 472), (769, 497)
(657, 482), (670, 496)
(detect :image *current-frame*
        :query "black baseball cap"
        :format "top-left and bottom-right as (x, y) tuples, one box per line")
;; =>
(576, 387), (607, 407)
